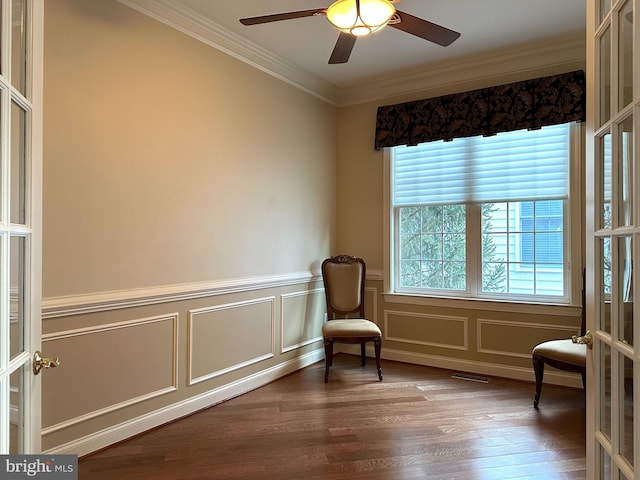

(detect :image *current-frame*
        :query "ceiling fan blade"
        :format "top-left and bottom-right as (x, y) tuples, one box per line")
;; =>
(328, 33), (357, 64)
(391, 10), (461, 47)
(240, 9), (326, 26)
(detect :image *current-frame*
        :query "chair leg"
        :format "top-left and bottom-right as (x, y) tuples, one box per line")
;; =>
(374, 338), (382, 381)
(324, 339), (333, 383)
(360, 343), (366, 366)
(532, 354), (544, 408)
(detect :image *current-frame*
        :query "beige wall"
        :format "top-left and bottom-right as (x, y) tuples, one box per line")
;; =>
(44, 0), (337, 297)
(42, 0), (335, 453)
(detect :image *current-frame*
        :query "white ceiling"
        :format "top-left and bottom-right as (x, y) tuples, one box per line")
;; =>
(122, 0), (586, 103)
(173, 0), (585, 86)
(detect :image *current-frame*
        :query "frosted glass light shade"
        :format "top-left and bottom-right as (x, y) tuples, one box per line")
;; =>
(326, 0), (396, 36)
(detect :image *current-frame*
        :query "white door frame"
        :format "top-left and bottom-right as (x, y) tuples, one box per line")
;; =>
(586, 0), (638, 478)
(26, 0), (44, 454)
(0, 0), (43, 454)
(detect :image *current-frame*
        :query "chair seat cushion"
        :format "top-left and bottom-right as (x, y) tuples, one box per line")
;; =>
(532, 339), (586, 366)
(322, 319), (381, 338)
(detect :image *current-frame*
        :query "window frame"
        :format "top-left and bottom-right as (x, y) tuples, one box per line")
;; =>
(383, 123), (584, 309)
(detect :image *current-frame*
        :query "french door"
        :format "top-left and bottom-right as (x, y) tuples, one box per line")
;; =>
(0, 0), (43, 454)
(587, 0), (639, 478)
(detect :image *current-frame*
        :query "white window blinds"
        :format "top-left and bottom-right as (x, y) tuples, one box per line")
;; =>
(393, 123), (570, 206)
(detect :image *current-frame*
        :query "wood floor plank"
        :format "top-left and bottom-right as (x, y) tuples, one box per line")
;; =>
(79, 355), (586, 479)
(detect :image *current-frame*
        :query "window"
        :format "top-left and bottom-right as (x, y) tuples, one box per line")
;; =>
(390, 123), (579, 302)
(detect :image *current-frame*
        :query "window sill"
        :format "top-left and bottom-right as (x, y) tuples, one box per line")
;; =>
(382, 292), (582, 317)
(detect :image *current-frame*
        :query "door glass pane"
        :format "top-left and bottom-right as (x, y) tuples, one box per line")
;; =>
(11, 101), (26, 225)
(600, 0), (612, 24)
(9, 367), (23, 454)
(601, 237), (612, 333)
(618, 0), (633, 110)
(11, 0), (27, 95)
(600, 443), (612, 480)
(599, 26), (611, 126)
(0, 92), (3, 218)
(9, 236), (25, 361)
(618, 117), (633, 227)
(601, 132), (612, 228)
(601, 342), (612, 440)
(620, 355), (633, 467)
(618, 236), (633, 346)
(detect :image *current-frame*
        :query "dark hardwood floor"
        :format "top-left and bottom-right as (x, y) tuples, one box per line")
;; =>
(79, 355), (586, 480)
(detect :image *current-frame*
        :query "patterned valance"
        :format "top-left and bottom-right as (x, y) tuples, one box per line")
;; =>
(374, 70), (585, 150)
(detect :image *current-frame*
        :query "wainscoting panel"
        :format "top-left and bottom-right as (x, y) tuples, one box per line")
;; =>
(477, 319), (580, 359)
(365, 287), (378, 324)
(188, 297), (275, 385)
(41, 314), (179, 433)
(384, 311), (468, 351)
(40, 275), (325, 456)
(280, 288), (324, 354)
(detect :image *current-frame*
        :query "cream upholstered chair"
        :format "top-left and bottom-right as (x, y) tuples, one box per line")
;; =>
(321, 255), (382, 383)
(532, 270), (586, 408)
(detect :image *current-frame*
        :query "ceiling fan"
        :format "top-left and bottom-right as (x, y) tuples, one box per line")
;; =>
(240, 0), (461, 65)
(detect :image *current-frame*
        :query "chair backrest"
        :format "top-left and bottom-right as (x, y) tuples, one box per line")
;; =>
(321, 255), (366, 319)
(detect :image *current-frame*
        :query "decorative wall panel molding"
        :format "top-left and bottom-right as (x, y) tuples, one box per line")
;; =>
(41, 314), (179, 434)
(187, 297), (275, 385)
(384, 311), (468, 351)
(280, 288), (324, 354)
(365, 287), (378, 325)
(477, 318), (580, 359)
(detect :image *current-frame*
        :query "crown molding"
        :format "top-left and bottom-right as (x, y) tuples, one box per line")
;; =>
(117, 0), (340, 105)
(337, 33), (587, 106)
(118, 0), (585, 109)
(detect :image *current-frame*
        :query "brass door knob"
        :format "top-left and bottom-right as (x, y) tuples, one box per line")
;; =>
(572, 330), (593, 348)
(33, 350), (60, 375)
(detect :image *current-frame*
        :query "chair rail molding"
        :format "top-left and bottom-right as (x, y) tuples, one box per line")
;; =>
(42, 271), (321, 319)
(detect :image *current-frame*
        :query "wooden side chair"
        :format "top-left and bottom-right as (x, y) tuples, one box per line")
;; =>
(321, 255), (382, 383)
(531, 270), (587, 408)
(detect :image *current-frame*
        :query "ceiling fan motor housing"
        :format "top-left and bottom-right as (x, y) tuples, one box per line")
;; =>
(326, 0), (396, 36)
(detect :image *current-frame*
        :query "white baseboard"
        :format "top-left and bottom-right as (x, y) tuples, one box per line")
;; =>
(337, 344), (583, 389)
(45, 349), (325, 456)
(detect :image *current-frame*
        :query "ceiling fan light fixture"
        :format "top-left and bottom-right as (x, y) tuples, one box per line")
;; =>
(326, 0), (396, 36)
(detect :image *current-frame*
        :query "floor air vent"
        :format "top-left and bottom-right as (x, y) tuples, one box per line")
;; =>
(452, 373), (489, 383)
